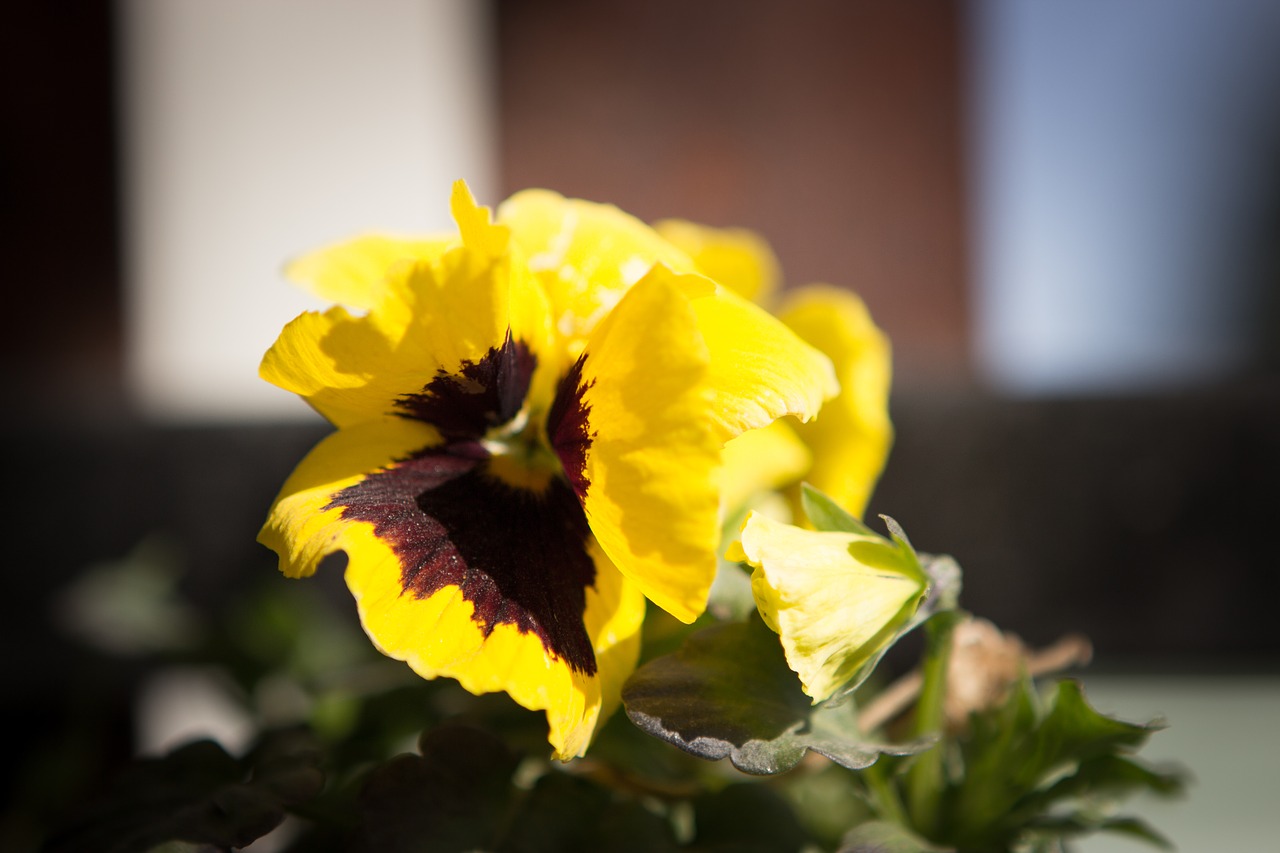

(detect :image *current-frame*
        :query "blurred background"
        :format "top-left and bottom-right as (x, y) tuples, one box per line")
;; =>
(3, 1), (1278, 849)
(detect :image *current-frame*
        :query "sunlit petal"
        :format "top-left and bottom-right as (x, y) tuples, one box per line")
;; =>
(653, 218), (781, 303)
(720, 420), (812, 513)
(261, 226), (552, 429)
(342, 491), (640, 760)
(258, 416), (442, 581)
(681, 279), (839, 441)
(285, 233), (456, 311)
(498, 189), (695, 346)
(779, 286), (892, 518)
(557, 267), (721, 623)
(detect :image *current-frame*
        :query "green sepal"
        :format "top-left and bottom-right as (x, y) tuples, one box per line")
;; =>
(801, 482), (877, 536)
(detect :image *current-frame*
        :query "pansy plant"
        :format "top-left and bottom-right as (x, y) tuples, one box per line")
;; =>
(258, 182), (836, 759)
(30, 178), (1185, 853)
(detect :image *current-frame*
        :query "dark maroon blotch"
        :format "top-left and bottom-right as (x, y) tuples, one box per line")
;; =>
(395, 331), (535, 440)
(547, 354), (595, 501)
(327, 445), (598, 675)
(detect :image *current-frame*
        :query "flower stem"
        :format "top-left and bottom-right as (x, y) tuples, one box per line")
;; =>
(903, 610), (960, 838)
(862, 760), (910, 827)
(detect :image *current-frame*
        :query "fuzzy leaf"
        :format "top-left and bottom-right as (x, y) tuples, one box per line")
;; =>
(838, 820), (952, 853)
(939, 678), (1175, 851)
(1014, 679), (1163, 793)
(45, 729), (324, 853)
(1024, 814), (1175, 850)
(692, 783), (813, 851)
(1017, 753), (1187, 818)
(622, 615), (932, 775)
(354, 724), (519, 853)
(500, 772), (679, 853)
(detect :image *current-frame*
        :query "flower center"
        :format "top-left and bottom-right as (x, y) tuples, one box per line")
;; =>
(481, 408), (563, 491)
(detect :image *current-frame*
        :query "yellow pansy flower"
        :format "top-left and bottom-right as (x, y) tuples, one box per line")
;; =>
(258, 182), (836, 759)
(655, 220), (892, 520)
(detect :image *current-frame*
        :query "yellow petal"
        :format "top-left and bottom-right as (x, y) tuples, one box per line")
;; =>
(451, 179), (511, 259)
(582, 541), (647, 729)
(281, 178), (500, 311)
(258, 416), (442, 580)
(344, 526), (584, 759)
(653, 218), (781, 303)
(285, 233), (456, 311)
(347, 528), (642, 759)
(498, 189), (696, 345)
(732, 512), (927, 702)
(681, 279), (839, 441)
(779, 286), (892, 519)
(569, 267), (721, 623)
(262, 231), (553, 428)
(259, 296), (419, 427)
(720, 420), (812, 513)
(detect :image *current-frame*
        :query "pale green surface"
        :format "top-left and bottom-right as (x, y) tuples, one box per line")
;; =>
(1073, 675), (1280, 852)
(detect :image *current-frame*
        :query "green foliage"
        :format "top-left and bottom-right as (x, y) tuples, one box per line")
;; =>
(623, 614), (933, 775)
(31, 491), (1184, 853)
(917, 677), (1187, 853)
(44, 729), (323, 853)
(691, 784), (813, 852)
(352, 724), (520, 852)
(838, 821), (950, 853)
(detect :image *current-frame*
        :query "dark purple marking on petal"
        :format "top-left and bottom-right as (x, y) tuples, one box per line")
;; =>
(547, 354), (595, 501)
(395, 331), (535, 440)
(327, 444), (598, 675)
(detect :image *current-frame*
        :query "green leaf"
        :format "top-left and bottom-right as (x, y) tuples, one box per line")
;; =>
(692, 783), (813, 852)
(1023, 814), (1175, 850)
(781, 764), (876, 848)
(1013, 680), (1163, 795)
(837, 820), (952, 853)
(45, 729), (324, 853)
(1017, 753), (1187, 817)
(1093, 816), (1177, 849)
(938, 678), (1176, 851)
(353, 723), (519, 853)
(801, 483), (876, 536)
(622, 615), (932, 775)
(500, 772), (679, 853)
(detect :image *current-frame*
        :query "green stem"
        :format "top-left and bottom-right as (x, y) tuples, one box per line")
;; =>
(904, 611), (960, 838)
(862, 760), (909, 827)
